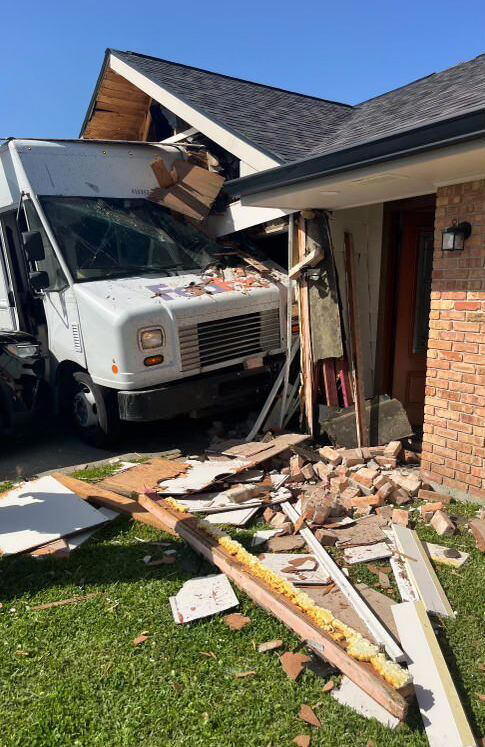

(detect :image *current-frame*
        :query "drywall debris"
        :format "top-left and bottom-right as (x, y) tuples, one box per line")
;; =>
(169, 574), (238, 624)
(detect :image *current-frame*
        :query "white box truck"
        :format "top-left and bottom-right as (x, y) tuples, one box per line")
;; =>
(0, 139), (286, 444)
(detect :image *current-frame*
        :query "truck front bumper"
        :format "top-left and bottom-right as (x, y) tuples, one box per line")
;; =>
(117, 366), (273, 422)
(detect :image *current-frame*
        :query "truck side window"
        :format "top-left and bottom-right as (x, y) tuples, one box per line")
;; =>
(23, 201), (68, 290)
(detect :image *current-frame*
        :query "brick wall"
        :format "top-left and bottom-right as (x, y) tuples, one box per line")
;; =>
(421, 179), (485, 501)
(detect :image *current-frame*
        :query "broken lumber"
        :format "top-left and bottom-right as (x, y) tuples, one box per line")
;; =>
(138, 495), (410, 720)
(392, 601), (476, 747)
(281, 502), (404, 663)
(150, 159), (224, 221)
(52, 472), (177, 536)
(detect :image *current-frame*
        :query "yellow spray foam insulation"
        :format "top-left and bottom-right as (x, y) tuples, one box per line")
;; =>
(163, 498), (411, 688)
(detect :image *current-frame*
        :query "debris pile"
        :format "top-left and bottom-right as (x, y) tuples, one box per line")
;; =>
(1, 430), (482, 744)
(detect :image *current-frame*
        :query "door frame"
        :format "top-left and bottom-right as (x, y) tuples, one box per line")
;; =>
(375, 194), (436, 403)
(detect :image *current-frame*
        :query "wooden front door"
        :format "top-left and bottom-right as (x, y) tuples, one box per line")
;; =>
(392, 209), (435, 428)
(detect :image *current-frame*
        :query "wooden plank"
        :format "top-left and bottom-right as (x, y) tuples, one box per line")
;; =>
(282, 501), (404, 662)
(245, 432), (310, 468)
(52, 473), (177, 536)
(296, 213), (315, 435)
(343, 232), (369, 446)
(138, 495), (409, 720)
(322, 359), (339, 406)
(90, 110), (146, 128)
(391, 524), (454, 618)
(392, 601), (476, 746)
(95, 95), (148, 116)
(100, 458), (189, 497)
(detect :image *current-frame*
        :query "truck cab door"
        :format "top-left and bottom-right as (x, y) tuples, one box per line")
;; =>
(0, 224), (18, 331)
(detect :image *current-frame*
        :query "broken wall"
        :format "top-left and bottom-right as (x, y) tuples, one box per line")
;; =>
(330, 204), (384, 398)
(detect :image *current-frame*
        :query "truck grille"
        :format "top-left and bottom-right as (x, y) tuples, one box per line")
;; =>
(179, 309), (281, 373)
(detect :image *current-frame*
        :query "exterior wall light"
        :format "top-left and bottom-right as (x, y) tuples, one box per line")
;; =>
(441, 220), (472, 251)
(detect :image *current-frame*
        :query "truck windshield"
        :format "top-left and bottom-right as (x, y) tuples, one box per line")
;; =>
(39, 196), (222, 282)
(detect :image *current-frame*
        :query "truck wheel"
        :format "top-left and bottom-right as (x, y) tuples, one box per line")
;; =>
(71, 371), (120, 447)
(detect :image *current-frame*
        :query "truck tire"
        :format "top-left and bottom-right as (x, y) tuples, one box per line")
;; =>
(71, 371), (120, 447)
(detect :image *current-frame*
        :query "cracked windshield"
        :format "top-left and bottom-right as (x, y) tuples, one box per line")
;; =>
(40, 196), (220, 281)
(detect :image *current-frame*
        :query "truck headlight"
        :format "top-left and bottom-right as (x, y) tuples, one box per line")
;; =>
(140, 328), (164, 350)
(5, 343), (40, 358)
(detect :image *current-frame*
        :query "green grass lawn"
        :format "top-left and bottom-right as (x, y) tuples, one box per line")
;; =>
(0, 483), (484, 746)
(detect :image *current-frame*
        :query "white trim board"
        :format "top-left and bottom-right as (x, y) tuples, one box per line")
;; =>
(109, 54), (280, 172)
(207, 201), (294, 237)
(392, 601), (476, 747)
(391, 524), (454, 618)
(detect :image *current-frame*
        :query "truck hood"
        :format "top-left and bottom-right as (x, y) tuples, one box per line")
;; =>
(73, 269), (285, 322)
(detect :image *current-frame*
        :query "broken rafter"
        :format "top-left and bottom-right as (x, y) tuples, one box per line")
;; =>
(137, 495), (410, 720)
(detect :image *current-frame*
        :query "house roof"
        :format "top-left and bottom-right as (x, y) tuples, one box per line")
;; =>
(108, 50), (353, 163)
(309, 53), (485, 158)
(226, 53), (485, 198)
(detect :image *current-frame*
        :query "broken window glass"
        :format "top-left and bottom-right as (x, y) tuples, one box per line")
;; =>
(39, 197), (222, 282)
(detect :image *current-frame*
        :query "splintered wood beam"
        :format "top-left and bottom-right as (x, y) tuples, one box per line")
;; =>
(138, 495), (410, 721)
(343, 231), (369, 446)
(52, 473), (177, 536)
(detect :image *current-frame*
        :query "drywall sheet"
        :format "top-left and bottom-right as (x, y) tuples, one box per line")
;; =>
(66, 507), (119, 551)
(169, 573), (238, 624)
(0, 476), (111, 555)
(343, 542), (392, 565)
(332, 676), (400, 729)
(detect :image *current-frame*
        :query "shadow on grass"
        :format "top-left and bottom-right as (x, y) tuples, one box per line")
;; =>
(0, 516), (216, 603)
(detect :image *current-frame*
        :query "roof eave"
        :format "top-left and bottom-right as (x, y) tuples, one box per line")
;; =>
(225, 108), (485, 199)
(79, 49), (112, 138)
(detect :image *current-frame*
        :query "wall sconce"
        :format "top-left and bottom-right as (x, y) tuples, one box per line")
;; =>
(441, 220), (472, 251)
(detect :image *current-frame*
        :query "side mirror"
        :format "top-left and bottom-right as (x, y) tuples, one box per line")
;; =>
(22, 231), (45, 262)
(29, 271), (50, 292)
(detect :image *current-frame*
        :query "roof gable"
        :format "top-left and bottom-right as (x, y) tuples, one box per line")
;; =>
(108, 50), (353, 163)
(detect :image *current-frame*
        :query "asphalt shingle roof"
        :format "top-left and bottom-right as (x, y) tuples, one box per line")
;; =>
(110, 50), (353, 163)
(309, 53), (485, 157)
(110, 50), (485, 165)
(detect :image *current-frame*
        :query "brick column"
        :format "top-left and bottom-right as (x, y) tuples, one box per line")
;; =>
(421, 180), (485, 501)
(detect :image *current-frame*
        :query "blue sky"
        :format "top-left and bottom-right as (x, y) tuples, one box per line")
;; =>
(2, 0), (484, 139)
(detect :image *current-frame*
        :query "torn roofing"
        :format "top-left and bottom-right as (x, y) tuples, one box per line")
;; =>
(105, 49), (354, 163)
